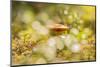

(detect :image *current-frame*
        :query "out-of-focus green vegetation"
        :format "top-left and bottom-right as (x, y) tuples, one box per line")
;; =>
(12, 1), (96, 65)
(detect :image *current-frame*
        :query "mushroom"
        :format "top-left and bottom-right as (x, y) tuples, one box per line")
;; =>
(47, 23), (69, 35)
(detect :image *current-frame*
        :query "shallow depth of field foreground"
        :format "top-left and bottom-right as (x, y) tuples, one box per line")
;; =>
(12, 1), (96, 65)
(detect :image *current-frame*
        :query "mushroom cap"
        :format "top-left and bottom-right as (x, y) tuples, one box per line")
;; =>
(48, 23), (69, 32)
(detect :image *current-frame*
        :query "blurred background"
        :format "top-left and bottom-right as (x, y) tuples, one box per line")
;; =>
(12, 1), (96, 65)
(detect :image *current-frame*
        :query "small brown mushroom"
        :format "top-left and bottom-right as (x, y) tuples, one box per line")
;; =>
(48, 23), (69, 32)
(47, 23), (69, 36)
